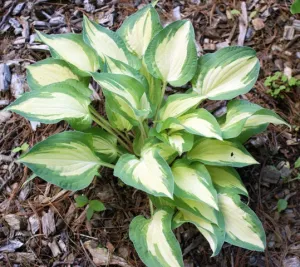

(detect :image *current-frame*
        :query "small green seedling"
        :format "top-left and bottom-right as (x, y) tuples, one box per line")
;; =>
(75, 195), (106, 221)
(291, 0), (300, 14)
(277, 199), (288, 213)
(12, 143), (29, 153)
(230, 9), (241, 16)
(295, 157), (300, 169)
(264, 72), (300, 99)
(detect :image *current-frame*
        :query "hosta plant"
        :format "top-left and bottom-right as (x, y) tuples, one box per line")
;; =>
(6, 3), (289, 266)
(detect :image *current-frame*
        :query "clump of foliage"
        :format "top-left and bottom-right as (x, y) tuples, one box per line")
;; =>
(264, 71), (300, 99)
(75, 195), (105, 221)
(6, 2), (289, 266)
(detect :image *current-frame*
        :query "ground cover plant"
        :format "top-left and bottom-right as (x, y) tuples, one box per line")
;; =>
(5, 2), (290, 266)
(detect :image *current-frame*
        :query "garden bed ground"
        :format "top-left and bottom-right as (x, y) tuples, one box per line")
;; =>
(0, 0), (300, 266)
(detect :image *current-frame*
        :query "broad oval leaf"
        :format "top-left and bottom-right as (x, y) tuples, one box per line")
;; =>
(221, 99), (262, 139)
(206, 166), (248, 196)
(129, 209), (184, 267)
(144, 20), (197, 87)
(157, 93), (204, 123)
(82, 16), (140, 69)
(187, 138), (258, 167)
(173, 209), (225, 256)
(117, 4), (162, 57)
(163, 109), (223, 140)
(172, 160), (218, 209)
(36, 31), (99, 74)
(85, 127), (119, 163)
(92, 73), (151, 122)
(218, 193), (266, 251)
(6, 83), (92, 130)
(19, 131), (102, 190)
(26, 58), (86, 90)
(114, 147), (174, 198)
(104, 57), (149, 90)
(173, 196), (220, 225)
(192, 46), (260, 100)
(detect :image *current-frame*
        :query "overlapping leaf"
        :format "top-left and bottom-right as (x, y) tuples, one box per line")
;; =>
(83, 16), (140, 69)
(117, 4), (162, 57)
(130, 209), (184, 267)
(192, 46), (259, 100)
(6, 83), (92, 130)
(36, 31), (99, 74)
(144, 20), (197, 87)
(18, 131), (103, 190)
(188, 138), (258, 167)
(218, 193), (266, 251)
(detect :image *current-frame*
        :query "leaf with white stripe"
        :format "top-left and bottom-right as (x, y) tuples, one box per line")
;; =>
(83, 16), (140, 69)
(6, 83), (92, 131)
(26, 58), (88, 90)
(218, 193), (266, 251)
(206, 166), (248, 196)
(130, 209), (183, 267)
(92, 73), (151, 122)
(237, 109), (290, 142)
(163, 109), (222, 140)
(167, 131), (194, 156)
(114, 147), (174, 198)
(221, 100), (263, 139)
(19, 131), (104, 190)
(172, 160), (218, 209)
(36, 31), (99, 74)
(105, 101), (133, 132)
(173, 196), (220, 225)
(157, 93), (204, 126)
(85, 127), (119, 163)
(192, 46), (260, 100)
(173, 209), (225, 256)
(104, 57), (149, 90)
(187, 138), (258, 167)
(143, 138), (178, 164)
(140, 64), (162, 115)
(117, 4), (162, 57)
(144, 20), (197, 87)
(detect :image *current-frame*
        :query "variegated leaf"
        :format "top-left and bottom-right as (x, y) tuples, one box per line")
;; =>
(105, 101), (133, 132)
(26, 58), (88, 90)
(218, 193), (266, 251)
(206, 166), (248, 196)
(117, 4), (162, 57)
(6, 83), (92, 130)
(162, 109), (223, 140)
(173, 209), (225, 256)
(18, 131), (103, 190)
(144, 20), (197, 87)
(173, 196), (220, 225)
(92, 73), (151, 122)
(172, 160), (218, 209)
(36, 31), (99, 74)
(104, 57), (149, 90)
(143, 138), (178, 164)
(85, 127), (119, 163)
(167, 131), (194, 156)
(157, 93), (204, 125)
(114, 147), (174, 198)
(130, 209), (184, 267)
(192, 46), (260, 100)
(82, 16), (140, 69)
(140, 63), (162, 115)
(220, 99), (263, 139)
(187, 138), (258, 167)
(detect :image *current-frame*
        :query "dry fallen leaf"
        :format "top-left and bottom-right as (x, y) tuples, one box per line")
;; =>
(84, 240), (132, 267)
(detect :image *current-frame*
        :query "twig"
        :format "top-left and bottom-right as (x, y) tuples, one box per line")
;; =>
(238, 2), (248, 46)
(0, 0), (17, 28)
